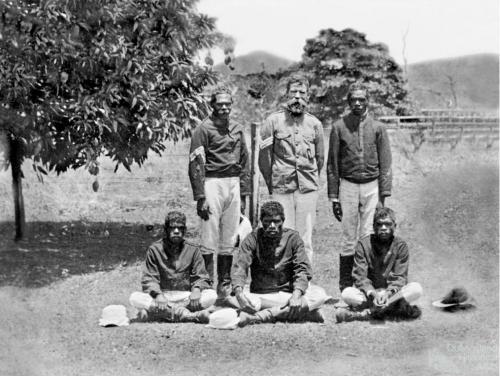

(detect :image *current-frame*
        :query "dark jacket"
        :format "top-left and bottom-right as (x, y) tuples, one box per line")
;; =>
(189, 116), (250, 201)
(352, 234), (409, 295)
(141, 239), (211, 296)
(232, 228), (312, 294)
(327, 113), (392, 199)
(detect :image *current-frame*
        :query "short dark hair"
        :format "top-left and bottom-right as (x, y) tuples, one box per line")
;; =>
(347, 83), (369, 102)
(286, 73), (309, 93)
(260, 201), (285, 221)
(210, 85), (233, 106)
(164, 211), (186, 229)
(373, 207), (396, 226)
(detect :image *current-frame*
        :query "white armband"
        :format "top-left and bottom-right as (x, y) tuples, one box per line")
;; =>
(189, 146), (206, 163)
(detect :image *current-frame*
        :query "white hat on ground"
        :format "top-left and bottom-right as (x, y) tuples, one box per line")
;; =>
(205, 308), (240, 330)
(99, 305), (130, 327)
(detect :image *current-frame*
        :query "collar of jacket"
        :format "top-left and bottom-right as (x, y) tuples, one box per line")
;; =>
(347, 110), (368, 124)
(283, 106), (306, 122)
(162, 237), (185, 258)
(209, 115), (241, 134)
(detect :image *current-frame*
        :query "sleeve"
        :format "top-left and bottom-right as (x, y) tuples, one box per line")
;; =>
(377, 124), (392, 197)
(188, 124), (208, 201)
(231, 233), (255, 290)
(386, 241), (409, 293)
(352, 241), (375, 294)
(291, 233), (312, 293)
(141, 247), (162, 297)
(190, 247), (211, 290)
(326, 123), (341, 199)
(257, 116), (274, 194)
(314, 120), (325, 175)
(239, 129), (251, 196)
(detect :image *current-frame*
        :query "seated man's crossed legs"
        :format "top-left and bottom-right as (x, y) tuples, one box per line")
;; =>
(226, 284), (328, 325)
(129, 289), (217, 322)
(338, 282), (423, 322)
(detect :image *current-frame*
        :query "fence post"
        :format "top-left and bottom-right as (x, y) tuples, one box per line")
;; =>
(249, 122), (260, 227)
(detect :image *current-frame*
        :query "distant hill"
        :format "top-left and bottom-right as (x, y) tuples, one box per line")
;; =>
(216, 51), (499, 111)
(407, 54), (499, 111)
(214, 50), (293, 75)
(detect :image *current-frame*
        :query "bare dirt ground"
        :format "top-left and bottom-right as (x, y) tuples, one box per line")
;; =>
(0, 137), (498, 376)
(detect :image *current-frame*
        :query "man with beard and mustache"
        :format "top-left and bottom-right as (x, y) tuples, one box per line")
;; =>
(188, 86), (250, 302)
(327, 83), (393, 294)
(258, 74), (324, 265)
(129, 211), (217, 323)
(335, 207), (423, 322)
(229, 201), (328, 326)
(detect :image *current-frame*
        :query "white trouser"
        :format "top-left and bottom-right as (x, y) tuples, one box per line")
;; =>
(200, 177), (240, 256)
(129, 289), (217, 310)
(339, 179), (379, 256)
(235, 284), (328, 312)
(341, 283), (423, 308)
(272, 190), (318, 264)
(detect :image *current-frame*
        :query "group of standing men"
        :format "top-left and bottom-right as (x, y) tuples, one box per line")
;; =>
(129, 74), (423, 325)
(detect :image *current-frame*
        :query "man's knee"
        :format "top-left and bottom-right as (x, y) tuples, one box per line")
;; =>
(129, 292), (153, 310)
(341, 287), (366, 307)
(305, 285), (328, 310)
(401, 282), (423, 303)
(200, 289), (217, 308)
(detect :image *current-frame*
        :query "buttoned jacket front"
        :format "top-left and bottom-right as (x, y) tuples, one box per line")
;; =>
(259, 109), (324, 194)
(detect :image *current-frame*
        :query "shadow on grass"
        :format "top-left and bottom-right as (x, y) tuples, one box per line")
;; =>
(0, 221), (199, 288)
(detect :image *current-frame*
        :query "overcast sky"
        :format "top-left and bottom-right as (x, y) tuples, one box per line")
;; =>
(197, 0), (499, 64)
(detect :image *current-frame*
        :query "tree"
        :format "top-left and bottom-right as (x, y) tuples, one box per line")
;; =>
(0, 0), (222, 239)
(298, 28), (411, 125)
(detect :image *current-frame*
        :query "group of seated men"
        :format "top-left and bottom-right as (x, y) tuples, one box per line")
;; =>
(129, 201), (422, 326)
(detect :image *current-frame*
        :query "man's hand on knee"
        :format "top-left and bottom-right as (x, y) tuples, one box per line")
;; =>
(234, 287), (257, 313)
(372, 290), (389, 310)
(285, 289), (306, 320)
(154, 293), (170, 311)
(188, 288), (202, 311)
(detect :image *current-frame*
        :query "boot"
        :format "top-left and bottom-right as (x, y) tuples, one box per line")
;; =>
(335, 307), (371, 323)
(216, 254), (233, 300)
(202, 253), (214, 286)
(238, 309), (276, 327)
(339, 255), (355, 292)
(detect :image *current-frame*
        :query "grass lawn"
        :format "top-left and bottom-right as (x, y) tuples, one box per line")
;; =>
(0, 138), (498, 376)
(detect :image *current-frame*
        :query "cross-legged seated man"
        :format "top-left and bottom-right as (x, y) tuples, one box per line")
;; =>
(336, 207), (423, 322)
(129, 211), (216, 323)
(230, 201), (328, 326)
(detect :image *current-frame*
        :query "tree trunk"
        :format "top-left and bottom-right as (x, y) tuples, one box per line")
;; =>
(9, 137), (25, 241)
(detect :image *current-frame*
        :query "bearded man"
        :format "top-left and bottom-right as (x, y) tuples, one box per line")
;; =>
(258, 74), (324, 265)
(129, 211), (216, 323)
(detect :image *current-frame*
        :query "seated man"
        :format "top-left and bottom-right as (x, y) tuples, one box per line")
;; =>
(230, 201), (328, 326)
(336, 207), (423, 322)
(129, 211), (216, 323)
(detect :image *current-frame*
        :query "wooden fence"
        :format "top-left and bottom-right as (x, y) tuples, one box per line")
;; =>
(378, 115), (499, 149)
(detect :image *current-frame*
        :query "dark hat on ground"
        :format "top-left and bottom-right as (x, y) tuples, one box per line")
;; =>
(432, 287), (476, 308)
